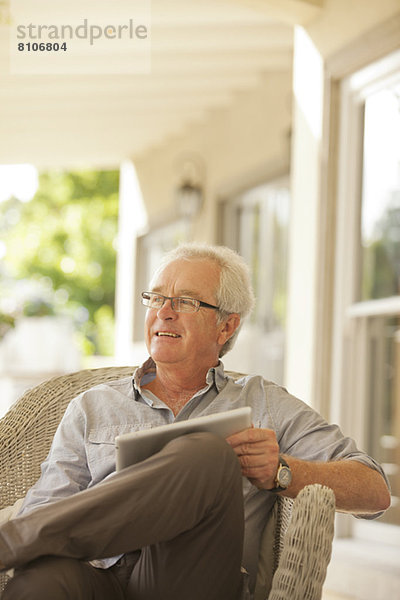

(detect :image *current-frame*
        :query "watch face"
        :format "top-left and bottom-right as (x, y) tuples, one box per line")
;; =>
(278, 466), (292, 488)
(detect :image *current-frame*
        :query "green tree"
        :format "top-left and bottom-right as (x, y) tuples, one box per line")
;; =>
(0, 169), (119, 355)
(362, 195), (400, 301)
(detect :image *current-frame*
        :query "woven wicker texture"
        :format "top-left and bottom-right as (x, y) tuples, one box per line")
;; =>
(0, 366), (136, 594)
(268, 484), (335, 600)
(0, 366), (135, 511)
(273, 495), (294, 572)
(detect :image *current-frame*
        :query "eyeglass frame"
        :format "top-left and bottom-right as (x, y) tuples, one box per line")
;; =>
(141, 291), (220, 313)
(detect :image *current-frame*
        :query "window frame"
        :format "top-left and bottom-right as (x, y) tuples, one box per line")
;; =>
(331, 49), (400, 541)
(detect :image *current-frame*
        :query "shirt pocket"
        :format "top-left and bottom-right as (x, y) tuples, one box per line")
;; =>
(86, 426), (129, 484)
(86, 424), (156, 484)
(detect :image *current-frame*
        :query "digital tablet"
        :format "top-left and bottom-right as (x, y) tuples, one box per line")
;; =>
(115, 406), (252, 471)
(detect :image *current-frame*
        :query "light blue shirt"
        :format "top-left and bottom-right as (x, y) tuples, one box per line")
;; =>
(19, 358), (388, 593)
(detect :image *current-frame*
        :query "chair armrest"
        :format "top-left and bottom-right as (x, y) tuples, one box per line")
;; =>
(268, 484), (336, 600)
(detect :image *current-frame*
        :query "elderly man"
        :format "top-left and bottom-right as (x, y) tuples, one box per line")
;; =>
(0, 243), (390, 600)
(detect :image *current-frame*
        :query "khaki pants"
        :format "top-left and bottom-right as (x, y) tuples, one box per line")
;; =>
(1, 433), (245, 600)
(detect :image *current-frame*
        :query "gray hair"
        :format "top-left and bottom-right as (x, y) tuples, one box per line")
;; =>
(150, 242), (255, 356)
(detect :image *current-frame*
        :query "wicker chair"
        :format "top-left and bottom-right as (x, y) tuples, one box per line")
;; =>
(0, 367), (335, 599)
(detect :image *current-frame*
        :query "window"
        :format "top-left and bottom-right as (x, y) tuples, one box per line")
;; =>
(359, 83), (400, 525)
(365, 315), (400, 525)
(218, 178), (290, 383)
(333, 49), (400, 532)
(361, 86), (400, 302)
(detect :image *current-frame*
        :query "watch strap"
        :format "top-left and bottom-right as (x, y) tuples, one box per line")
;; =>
(271, 455), (292, 493)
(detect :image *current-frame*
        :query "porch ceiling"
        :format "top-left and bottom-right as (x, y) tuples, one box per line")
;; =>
(0, 0), (310, 169)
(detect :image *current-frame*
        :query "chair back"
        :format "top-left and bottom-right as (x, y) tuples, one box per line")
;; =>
(0, 366), (136, 595)
(0, 366), (136, 510)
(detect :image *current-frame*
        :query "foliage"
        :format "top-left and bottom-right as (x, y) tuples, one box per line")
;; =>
(0, 169), (119, 355)
(0, 311), (15, 340)
(362, 195), (400, 300)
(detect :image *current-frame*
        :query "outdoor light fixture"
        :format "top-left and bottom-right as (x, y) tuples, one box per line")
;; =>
(176, 179), (203, 219)
(175, 153), (205, 220)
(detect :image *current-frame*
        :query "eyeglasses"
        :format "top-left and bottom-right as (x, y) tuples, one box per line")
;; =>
(141, 291), (220, 313)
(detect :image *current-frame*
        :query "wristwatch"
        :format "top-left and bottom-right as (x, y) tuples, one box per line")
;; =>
(271, 455), (292, 492)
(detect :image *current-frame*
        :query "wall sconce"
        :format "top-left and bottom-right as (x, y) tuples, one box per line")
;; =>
(176, 180), (203, 220)
(175, 154), (205, 220)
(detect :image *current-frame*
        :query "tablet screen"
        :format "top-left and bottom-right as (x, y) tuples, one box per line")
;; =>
(115, 406), (252, 471)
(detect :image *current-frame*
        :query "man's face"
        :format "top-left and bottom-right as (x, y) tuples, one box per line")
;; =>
(144, 258), (230, 371)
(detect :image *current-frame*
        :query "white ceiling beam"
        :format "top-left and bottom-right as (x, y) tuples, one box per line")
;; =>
(0, 94), (234, 117)
(230, 0), (323, 25)
(0, 119), (204, 166)
(149, 0), (277, 25)
(0, 111), (207, 133)
(0, 72), (263, 98)
(14, 0), (278, 26)
(0, 50), (292, 86)
(147, 24), (292, 52)
(150, 49), (293, 73)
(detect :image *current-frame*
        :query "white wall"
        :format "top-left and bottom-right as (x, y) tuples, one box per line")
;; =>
(134, 71), (293, 233)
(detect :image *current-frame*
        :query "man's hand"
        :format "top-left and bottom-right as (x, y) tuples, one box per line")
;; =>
(227, 427), (391, 514)
(227, 428), (391, 514)
(226, 427), (280, 490)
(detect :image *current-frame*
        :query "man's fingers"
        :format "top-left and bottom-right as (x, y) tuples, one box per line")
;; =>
(227, 426), (276, 447)
(226, 427), (280, 489)
(231, 440), (275, 457)
(227, 427), (278, 455)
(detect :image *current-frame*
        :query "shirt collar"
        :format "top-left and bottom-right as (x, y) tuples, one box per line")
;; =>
(205, 361), (227, 393)
(132, 357), (227, 398)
